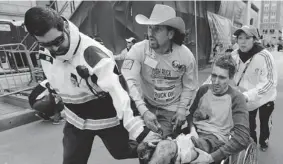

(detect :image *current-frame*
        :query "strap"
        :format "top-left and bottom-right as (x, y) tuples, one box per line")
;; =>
(136, 126), (150, 143)
(73, 34), (81, 55)
(236, 56), (254, 86)
(76, 65), (107, 98)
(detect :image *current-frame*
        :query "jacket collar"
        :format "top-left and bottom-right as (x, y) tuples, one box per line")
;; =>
(55, 18), (80, 61)
(238, 43), (264, 63)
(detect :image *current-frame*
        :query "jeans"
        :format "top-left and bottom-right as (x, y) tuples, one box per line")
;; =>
(145, 101), (176, 137)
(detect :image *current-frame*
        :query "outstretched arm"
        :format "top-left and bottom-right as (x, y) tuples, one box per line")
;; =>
(84, 45), (158, 142)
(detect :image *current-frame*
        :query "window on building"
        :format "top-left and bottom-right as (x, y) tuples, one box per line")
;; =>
(263, 29), (268, 34)
(271, 6), (276, 10)
(250, 18), (254, 25)
(270, 29), (275, 34)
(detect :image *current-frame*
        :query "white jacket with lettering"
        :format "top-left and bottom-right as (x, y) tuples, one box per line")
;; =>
(38, 19), (149, 142)
(231, 49), (277, 111)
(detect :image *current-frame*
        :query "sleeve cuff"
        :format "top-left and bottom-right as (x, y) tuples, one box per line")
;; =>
(177, 102), (187, 109)
(136, 126), (150, 143)
(138, 104), (148, 116)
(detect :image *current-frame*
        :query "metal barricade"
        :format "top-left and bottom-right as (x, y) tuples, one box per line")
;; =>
(0, 43), (43, 97)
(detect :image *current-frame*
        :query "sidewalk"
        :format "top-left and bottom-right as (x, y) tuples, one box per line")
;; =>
(0, 67), (212, 131)
(0, 95), (39, 132)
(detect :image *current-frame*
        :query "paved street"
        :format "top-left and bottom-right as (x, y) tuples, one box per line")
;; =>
(0, 51), (282, 164)
(257, 50), (283, 164)
(0, 121), (137, 164)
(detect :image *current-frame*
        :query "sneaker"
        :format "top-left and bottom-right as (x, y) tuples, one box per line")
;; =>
(52, 119), (61, 125)
(260, 144), (269, 152)
(52, 116), (64, 125)
(35, 113), (51, 121)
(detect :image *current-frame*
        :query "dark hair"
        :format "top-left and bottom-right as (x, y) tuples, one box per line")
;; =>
(24, 7), (64, 36)
(166, 26), (185, 46)
(131, 39), (137, 44)
(225, 48), (233, 53)
(214, 54), (237, 79)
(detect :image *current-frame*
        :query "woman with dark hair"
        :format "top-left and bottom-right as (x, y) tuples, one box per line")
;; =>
(232, 25), (277, 152)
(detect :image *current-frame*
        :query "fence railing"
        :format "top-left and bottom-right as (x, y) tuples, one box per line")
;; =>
(0, 43), (44, 97)
(0, 1), (83, 97)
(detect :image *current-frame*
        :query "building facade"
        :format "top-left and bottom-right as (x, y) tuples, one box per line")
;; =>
(0, 0), (36, 21)
(36, 0), (82, 19)
(218, 0), (261, 30)
(260, 1), (283, 45)
(0, 0), (81, 21)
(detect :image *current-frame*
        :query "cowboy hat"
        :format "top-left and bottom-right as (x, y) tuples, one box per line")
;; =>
(135, 4), (185, 34)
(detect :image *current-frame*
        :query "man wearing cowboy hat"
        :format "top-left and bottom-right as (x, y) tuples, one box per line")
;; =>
(122, 4), (198, 138)
(115, 37), (137, 61)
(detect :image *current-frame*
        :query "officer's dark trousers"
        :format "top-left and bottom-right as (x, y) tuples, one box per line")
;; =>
(249, 101), (274, 146)
(62, 122), (138, 164)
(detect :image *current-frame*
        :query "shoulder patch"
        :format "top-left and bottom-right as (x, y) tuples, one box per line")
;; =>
(39, 53), (53, 64)
(122, 59), (134, 70)
(84, 46), (109, 68)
